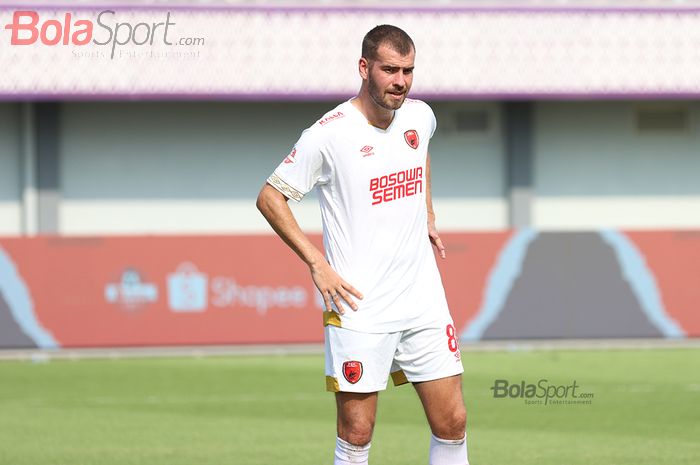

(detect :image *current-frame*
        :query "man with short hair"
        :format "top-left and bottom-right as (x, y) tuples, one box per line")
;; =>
(257, 24), (470, 465)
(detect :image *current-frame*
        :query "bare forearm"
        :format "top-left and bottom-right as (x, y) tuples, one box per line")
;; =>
(426, 153), (436, 222)
(256, 183), (325, 269)
(425, 152), (446, 258)
(256, 182), (362, 312)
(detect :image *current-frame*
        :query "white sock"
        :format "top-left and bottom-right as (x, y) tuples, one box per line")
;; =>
(334, 436), (371, 465)
(429, 433), (469, 465)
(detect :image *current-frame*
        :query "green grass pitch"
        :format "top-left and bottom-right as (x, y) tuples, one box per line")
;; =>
(0, 347), (698, 465)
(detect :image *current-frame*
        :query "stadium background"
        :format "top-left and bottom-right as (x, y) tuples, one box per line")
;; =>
(1, 2), (699, 349)
(1, 3), (699, 465)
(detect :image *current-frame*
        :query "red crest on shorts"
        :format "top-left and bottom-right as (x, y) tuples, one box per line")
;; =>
(404, 130), (419, 149)
(342, 361), (363, 384)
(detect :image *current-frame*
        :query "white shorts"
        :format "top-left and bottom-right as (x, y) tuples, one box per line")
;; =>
(324, 318), (464, 393)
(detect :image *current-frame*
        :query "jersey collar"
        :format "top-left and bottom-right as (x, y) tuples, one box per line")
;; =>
(346, 98), (399, 133)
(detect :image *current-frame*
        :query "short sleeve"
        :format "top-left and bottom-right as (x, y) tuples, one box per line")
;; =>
(427, 104), (437, 139)
(267, 127), (327, 202)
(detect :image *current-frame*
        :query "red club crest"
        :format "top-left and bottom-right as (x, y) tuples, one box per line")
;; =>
(342, 361), (363, 384)
(404, 130), (419, 149)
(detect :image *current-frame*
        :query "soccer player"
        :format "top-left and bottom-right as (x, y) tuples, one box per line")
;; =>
(256, 25), (469, 465)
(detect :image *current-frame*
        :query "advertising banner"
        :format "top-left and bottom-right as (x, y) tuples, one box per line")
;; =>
(0, 230), (697, 348)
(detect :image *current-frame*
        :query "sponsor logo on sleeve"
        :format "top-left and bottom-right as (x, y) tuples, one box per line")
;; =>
(283, 148), (297, 164)
(318, 111), (345, 126)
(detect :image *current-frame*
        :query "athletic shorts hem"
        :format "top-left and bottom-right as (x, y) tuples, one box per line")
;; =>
(405, 367), (464, 384)
(326, 377), (388, 393)
(391, 370), (409, 386)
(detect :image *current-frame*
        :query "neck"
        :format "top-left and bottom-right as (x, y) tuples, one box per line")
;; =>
(352, 87), (394, 130)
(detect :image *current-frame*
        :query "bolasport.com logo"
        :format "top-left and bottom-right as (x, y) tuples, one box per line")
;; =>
(490, 379), (595, 406)
(2, 10), (205, 59)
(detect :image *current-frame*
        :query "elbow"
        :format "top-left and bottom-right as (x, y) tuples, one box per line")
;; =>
(256, 185), (269, 214)
(257, 183), (284, 216)
(257, 183), (288, 217)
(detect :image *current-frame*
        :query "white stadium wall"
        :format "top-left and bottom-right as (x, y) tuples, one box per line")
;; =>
(0, 103), (21, 235)
(429, 101), (508, 231)
(58, 101), (507, 235)
(59, 101), (329, 234)
(533, 101), (700, 230)
(4, 100), (700, 236)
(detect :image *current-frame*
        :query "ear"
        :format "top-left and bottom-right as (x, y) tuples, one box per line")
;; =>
(358, 57), (369, 80)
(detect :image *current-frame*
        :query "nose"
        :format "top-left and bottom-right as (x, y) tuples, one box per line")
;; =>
(393, 71), (406, 89)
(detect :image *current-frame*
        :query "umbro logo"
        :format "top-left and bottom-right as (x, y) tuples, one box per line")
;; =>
(360, 145), (374, 157)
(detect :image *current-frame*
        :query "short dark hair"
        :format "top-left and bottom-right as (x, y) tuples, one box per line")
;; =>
(361, 25), (415, 61)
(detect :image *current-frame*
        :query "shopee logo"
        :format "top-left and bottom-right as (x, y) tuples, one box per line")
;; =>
(2, 10), (195, 59)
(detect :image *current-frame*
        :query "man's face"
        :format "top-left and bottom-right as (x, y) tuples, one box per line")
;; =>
(365, 44), (415, 111)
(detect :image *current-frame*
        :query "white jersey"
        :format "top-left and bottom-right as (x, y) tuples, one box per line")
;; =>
(267, 98), (451, 333)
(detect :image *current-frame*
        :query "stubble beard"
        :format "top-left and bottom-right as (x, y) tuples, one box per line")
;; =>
(368, 74), (406, 111)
